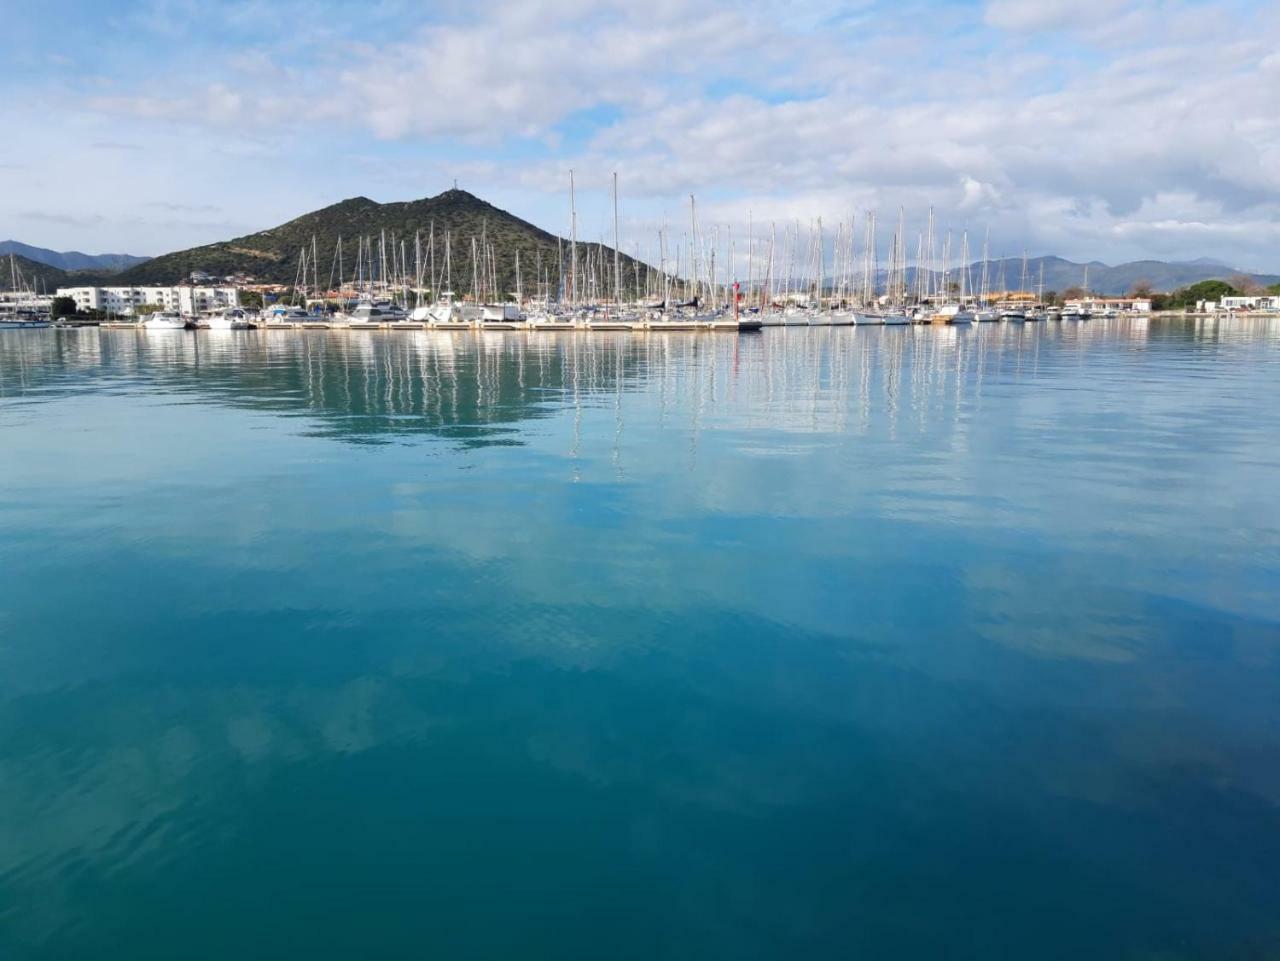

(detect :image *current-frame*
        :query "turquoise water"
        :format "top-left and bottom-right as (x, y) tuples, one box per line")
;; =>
(2, 321), (1279, 959)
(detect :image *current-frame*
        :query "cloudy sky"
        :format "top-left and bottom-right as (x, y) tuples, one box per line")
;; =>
(2, 0), (1278, 268)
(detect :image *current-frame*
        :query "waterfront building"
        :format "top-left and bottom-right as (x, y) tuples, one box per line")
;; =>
(1064, 296), (1152, 313)
(55, 285), (240, 316)
(1220, 296), (1280, 312)
(1, 290), (53, 311)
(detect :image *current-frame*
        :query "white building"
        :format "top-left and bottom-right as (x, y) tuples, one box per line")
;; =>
(55, 285), (239, 316)
(1, 290), (53, 310)
(1220, 296), (1280, 311)
(1064, 296), (1152, 313)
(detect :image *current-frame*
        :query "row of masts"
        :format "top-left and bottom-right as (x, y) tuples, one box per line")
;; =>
(287, 175), (1082, 313)
(5, 254), (48, 301)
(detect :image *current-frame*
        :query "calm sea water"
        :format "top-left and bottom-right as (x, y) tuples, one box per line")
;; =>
(2, 320), (1279, 960)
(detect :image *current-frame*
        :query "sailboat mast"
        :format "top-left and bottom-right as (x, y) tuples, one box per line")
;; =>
(689, 195), (699, 304)
(980, 227), (990, 305)
(612, 171), (621, 305)
(569, 170), (578, 306)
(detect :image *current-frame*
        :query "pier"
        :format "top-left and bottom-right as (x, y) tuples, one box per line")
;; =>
(96, 318), (760, 333)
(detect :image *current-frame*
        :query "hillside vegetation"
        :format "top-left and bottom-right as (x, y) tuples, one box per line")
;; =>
(115, 190), (644, 297)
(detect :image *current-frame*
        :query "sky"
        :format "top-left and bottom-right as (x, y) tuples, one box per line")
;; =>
(2, 0), (1278, 269)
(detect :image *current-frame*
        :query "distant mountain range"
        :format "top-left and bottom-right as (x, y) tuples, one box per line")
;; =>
(4, 194), (1277, 295)
(959, 255), (1279, 296)
(2, 253), (116, 291)
(0, 240), (148, 273)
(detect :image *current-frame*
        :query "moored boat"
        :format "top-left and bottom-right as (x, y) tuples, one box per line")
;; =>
(345, 300), (408, 325)
(142, 311), (191, 330)
(204, 308), (257, 330)
(0, 315), (52, 330)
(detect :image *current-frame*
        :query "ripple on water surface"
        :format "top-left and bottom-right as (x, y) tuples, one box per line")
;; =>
(1, 319), (1279, 960)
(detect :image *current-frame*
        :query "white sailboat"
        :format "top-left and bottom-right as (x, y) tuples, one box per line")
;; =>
(974, 229), (998, 321)
(2, 254), (53, 328)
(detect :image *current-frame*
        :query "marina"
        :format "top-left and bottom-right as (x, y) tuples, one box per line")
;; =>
(20, 195), (1193, 335)
(6, 0), (1280, 956)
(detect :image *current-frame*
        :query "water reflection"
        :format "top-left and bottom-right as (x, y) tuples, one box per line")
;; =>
(1, 319), (1279, 960)
(2, 317), (1278, 444)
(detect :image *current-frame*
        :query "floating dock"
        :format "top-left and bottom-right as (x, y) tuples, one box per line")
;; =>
(250, 319), (762, 333)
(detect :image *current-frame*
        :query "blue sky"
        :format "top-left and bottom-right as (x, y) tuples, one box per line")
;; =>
(2, 0), (1278, 269)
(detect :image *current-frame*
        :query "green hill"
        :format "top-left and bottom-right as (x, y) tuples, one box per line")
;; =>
(115, 189), (643, 297)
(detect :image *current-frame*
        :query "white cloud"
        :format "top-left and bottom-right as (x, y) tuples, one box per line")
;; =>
(984, 0), (1130, 32)
(4, 0), (1280, 267)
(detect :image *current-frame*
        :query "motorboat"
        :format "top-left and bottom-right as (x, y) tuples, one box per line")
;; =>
(480, 304), (523, 324)
(267, 305), (315, 322)
(142, 311), (191, 330)
(346, 299), (409, 325)
(204, 308), (256, 330)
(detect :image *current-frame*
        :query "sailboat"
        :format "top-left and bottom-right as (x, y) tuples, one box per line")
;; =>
(1000, 251), (1032, 321)
(1, 255), (53, 328)
(871, 210), (910, 324)
(0, 315), (51, 330)
(934, 230), (974, 324)
(973, 228), (998, 321)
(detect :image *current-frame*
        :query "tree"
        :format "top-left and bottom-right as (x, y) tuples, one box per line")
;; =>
(1230, 273), (1262, 295)
(1128, 280), (1154, 298)
(1166, 279), (1238, 310)
(238, 290), (264, 310)
(51, 296), (77, 318)
(1267, 283), (1280, 295)
(1061, 286), (1084, 301)
(1185, 279), (1237, 302)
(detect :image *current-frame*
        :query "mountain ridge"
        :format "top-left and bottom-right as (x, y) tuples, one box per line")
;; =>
(952, 255), (1279, 295)
(9, 191), (1278, 295)
(0, 240), (148, 273)
(1, 253), (117, 291)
